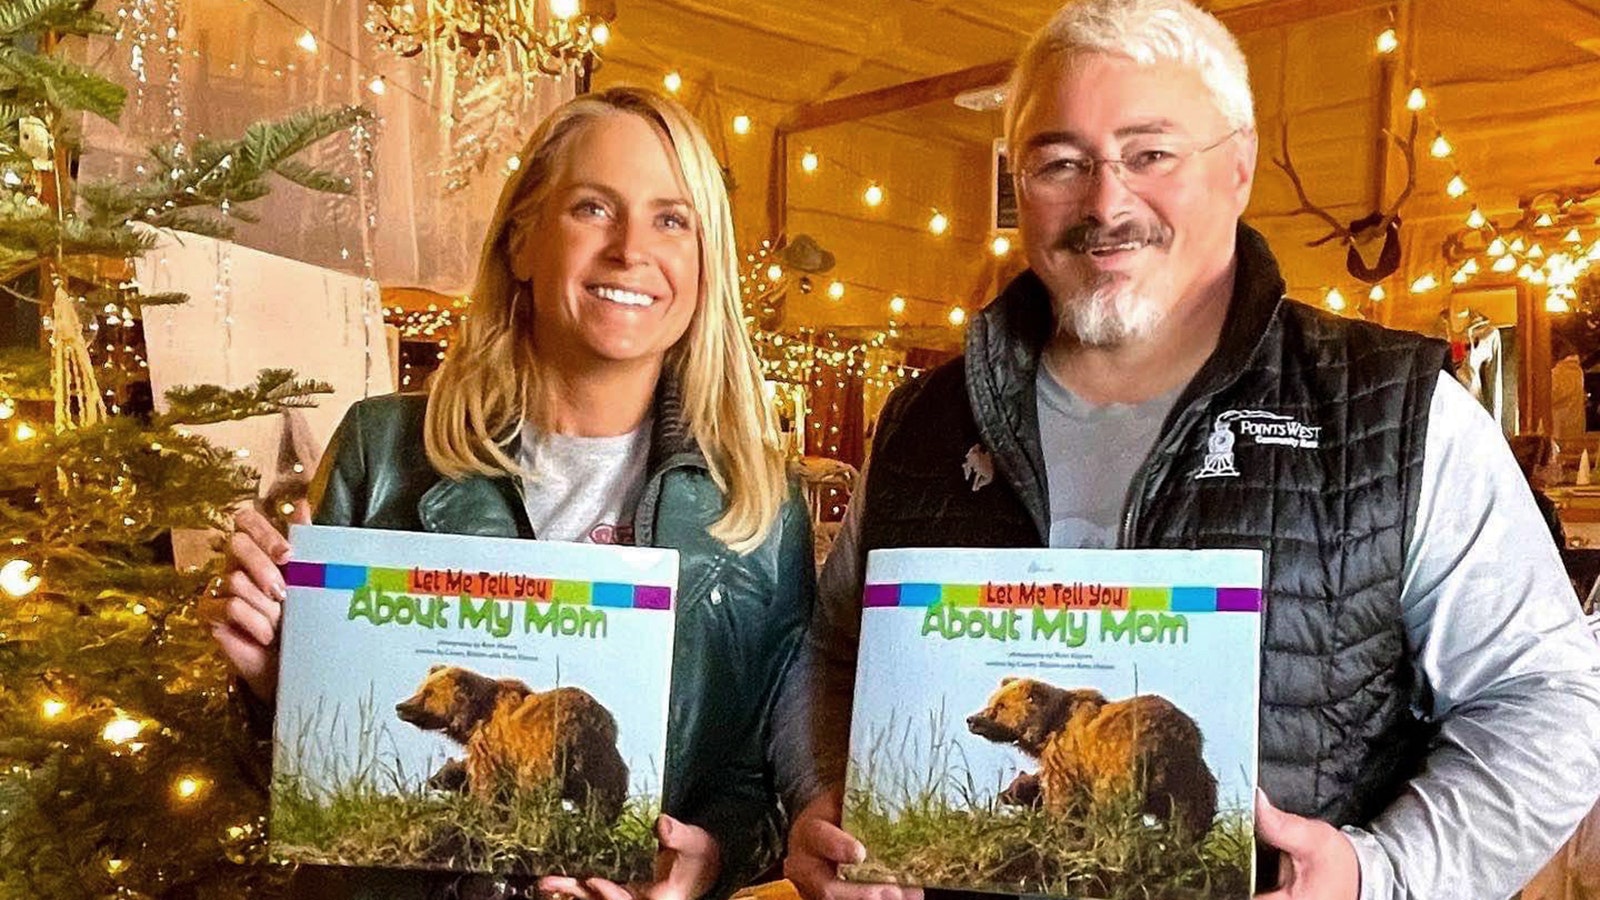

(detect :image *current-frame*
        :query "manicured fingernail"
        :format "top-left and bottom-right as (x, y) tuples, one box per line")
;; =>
(273, 581), (288, 602)
(659, 816), (674, 840)
(853, 841), (866, 864)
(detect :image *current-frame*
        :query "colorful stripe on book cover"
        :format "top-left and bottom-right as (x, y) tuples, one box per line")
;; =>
(862, 581), (1260, 613)
(283, 562), (674, 610)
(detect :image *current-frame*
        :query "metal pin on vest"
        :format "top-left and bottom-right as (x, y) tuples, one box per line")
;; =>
(963, 444), (995, 492)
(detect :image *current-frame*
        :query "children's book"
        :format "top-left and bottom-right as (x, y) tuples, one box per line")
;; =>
(842, 547), (1263, 900)
(269, 524), (678, 879)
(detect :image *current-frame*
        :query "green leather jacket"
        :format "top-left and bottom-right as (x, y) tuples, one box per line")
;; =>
(291, 385), (815, 900)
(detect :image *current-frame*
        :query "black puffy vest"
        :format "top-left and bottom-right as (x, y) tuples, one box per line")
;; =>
(861, 223), (1450, 826)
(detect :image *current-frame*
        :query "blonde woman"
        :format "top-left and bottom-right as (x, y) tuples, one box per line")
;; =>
(204, 87), (815, 900)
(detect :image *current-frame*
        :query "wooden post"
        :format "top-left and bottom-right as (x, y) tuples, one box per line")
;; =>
(1520, 283), (1553, 435)
(766, 129), (788, 244)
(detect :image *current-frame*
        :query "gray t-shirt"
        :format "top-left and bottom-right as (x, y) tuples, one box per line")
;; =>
(1036, 366), (1179, 548)
(516, 420), (650, 545)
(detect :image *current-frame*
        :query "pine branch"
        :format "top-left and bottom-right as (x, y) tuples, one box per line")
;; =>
(0, 212), (60, 255)
(5, 417), (262, 545)
(0, 0), (115, 41)
(157, 368), (334, 427)
(272, 158), (353, 195)
(239, 105), (371, 176)
(77, 108), (367, 234)
(0, 46), (124, 122)
(0, 347), (50, 399)
(0, 253), (36, 285)
(0, 138), (31, 168)
(0, 219), (153, 275)
(139, 208), (233, 238)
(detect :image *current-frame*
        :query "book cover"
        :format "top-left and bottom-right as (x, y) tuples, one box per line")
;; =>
(269, 524), (678, 879)
(842, 548), (1263, 900)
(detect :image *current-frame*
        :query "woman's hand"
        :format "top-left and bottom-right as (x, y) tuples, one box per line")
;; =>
(538, 815), (720, 900)
(198, 499), (309, 702)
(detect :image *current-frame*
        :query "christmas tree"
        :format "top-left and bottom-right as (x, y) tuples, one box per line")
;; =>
(0, 1), (372, 896)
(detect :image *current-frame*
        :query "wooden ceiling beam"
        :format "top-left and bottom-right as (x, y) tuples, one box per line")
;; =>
(1550, 0), (1600, 29)
(778, 60), (1013, 134)
(1211, 0), (1394, 34)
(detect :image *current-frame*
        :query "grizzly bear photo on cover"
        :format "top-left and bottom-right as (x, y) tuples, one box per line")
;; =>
(394, 665), (631, 821)
(966, 677), (1218, 839)
(270, 662), (660, 878)
(845, 674), (1252, 900)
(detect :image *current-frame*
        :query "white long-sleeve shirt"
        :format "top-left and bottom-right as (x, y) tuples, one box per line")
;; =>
(772, 373), (1600, 900)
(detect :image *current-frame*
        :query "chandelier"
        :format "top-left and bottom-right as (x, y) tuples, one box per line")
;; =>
(366, 0), (611, 76)
(1442, 186), (1600, 313)
(365, 0), (615, 190)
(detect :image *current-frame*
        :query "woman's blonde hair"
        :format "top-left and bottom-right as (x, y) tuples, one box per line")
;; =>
(424, 86), (787, 553)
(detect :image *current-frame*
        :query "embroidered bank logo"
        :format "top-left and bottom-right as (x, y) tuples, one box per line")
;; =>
(1194, 410), (1322, 480)
(1197, 418), (1239, 479)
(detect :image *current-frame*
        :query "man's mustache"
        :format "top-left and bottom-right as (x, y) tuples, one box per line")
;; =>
(1058, 220), (1172, 254)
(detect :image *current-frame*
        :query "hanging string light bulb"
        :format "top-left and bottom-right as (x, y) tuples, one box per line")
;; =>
(0, 559), (39, 597)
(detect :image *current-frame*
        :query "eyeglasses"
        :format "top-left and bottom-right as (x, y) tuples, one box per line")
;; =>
(1017, 129), (1243, 203)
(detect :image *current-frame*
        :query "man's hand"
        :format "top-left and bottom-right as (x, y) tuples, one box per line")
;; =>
(784, 788), (922, 900)
(539, 815), (718, 900)
(1255, 790), (1360, 900)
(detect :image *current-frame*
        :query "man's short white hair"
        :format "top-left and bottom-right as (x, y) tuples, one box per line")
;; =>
(1004, 0), (1255, 147)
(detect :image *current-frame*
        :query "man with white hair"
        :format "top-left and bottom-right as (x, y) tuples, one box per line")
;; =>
(773, 1), (1600, 898)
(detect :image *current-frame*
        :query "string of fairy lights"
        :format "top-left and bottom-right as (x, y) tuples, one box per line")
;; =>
(637, 57), (1008, 331)
(1318, 24), (1600, 318)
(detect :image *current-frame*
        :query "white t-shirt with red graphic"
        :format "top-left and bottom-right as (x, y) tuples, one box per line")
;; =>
(516, 420), (650, 545)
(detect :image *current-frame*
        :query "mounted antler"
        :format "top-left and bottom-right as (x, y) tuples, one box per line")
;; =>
(1272, 115), (1419, 283)
(1272, 120), (1349, 248)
